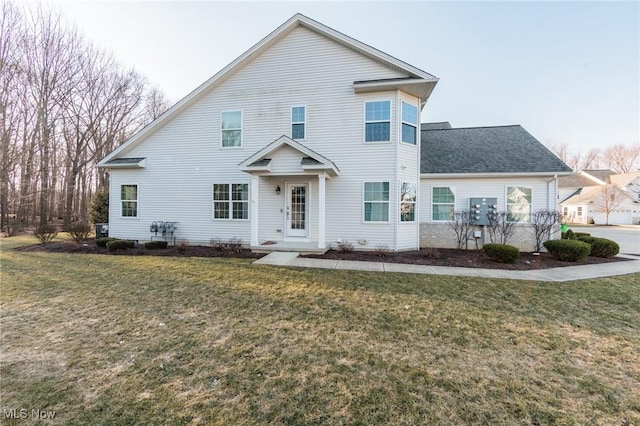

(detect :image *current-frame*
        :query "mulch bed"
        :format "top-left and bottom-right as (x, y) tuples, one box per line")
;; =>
(303, 248), (629, 270)
(15, 241), (630, 271)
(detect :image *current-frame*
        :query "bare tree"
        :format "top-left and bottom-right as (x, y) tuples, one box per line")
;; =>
(603, 143), (640, 174)
(486, 211), (517, 245)
(592, 184), (626, 225)
(448, 210), (474, 249)
(578, 147), (601, 170)
(530, 209), (562, 252)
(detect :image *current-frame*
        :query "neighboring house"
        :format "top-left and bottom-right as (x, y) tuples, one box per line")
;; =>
(98, 14), (572, 252)
(559, 170), (640, 225)
(420, 124), (572, 250)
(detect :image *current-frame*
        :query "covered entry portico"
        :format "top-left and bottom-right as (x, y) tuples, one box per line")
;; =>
(239, 136), (339, 252)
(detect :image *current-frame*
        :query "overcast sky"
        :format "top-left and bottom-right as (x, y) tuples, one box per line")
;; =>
(52, 1), (639, 152)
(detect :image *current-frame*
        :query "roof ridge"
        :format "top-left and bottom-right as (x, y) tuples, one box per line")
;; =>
(421, 124), (521, 131)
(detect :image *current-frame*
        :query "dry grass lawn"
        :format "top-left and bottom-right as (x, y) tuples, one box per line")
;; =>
(1, 236), (639, 425)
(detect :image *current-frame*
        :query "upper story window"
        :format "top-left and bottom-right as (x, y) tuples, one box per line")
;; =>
(121, 184), (138, 218)
(364, 181), (390, 222)
(401, 102), (418, 144)
(507, 186), (532, 222)
(364, 101), (391, 142)
(221, 111), (242, 147)
(291, 106), (305, 140)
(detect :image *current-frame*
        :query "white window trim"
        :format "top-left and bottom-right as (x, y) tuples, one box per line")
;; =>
(120, 184), (139, 219)
(291, 105), (306, 141)
(363, 100), (392, 144)
(431, 186), (455, 222)
(362, 181), (390, 223)
(220, 110), (243, 148)
(399, 181), (417, 223)
(506, 185), (532, 223)
(400, 101), (418, 145)
(212, 183), (250, 221)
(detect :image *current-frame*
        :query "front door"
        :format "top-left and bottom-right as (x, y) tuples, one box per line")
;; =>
(286, 183), (308, 237)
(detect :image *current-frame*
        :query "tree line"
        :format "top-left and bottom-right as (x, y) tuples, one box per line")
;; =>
(547, 141), (640, 174)
(1, 3), (169, 235)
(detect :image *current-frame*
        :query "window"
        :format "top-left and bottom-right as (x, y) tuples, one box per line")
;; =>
(401, 102), (418, 144)
(213, 183), (249, 219)
(507, 186), (532, 222)
(221, 111), (242, 147)
(291, 106), (305, 140)
(432, 187), (454, 221)
(577, 206), (583, 216)
(364, 182), (390, 222)
(365, 101), (391, 142)
(121, 185), (138, 217)
(400, 182), (417, 222)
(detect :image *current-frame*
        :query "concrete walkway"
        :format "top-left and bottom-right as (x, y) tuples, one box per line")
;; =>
(254, 252), (640, 282)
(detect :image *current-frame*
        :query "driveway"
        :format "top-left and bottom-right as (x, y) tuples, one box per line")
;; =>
(568, 225), (640, 255)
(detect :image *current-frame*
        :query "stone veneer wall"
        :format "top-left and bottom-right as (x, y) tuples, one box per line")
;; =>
(419, 223), (557, 252)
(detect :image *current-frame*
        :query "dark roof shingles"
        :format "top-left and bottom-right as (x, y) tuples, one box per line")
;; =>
(420, 126), (572, 174)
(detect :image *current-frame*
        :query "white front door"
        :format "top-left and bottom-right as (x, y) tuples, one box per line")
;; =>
(286, 183), (308, 237)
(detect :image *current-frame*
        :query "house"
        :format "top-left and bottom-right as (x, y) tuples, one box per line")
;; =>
(98, 14), (572, 253)
(420, 124), (572, 250)
(559, 170), (640, 225)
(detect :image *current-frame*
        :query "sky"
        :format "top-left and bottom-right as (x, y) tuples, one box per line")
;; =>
(51, 0), (639, 153)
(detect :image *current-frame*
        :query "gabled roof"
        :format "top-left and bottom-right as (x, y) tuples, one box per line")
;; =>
(557, 173), (598, 188)
(582, 169), (615, 183)
(562, 185), (639, 205)
(98, 14), (438, 165)
(420, 125), (573, 176)
(239, 135), (339, 176)
(610, 170), (640, 187)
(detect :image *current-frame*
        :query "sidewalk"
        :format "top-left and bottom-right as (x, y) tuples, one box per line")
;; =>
(254, 252), (640, 282)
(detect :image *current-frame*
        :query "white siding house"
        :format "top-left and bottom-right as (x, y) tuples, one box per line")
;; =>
(98, 14), (437, 252)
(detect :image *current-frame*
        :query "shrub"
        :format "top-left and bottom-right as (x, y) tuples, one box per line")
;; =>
(483, 243), (520, 264)
(578, 237), (620, 258)
(563, 229), (576, 240)
(33, 224), (58, 244)
(590, 238), (619, 258)
(422, 247), (441, 259)
(337, 240), (354, 253)
(144, 241), (168, 250)
(576, 235), (596, 245)
(175, 240), (189, 253)
(574, 232), (591, 238)
(227, 237), (243, 253)
(68, 221), (92, 244)
(210, 238), (226, 251)
(96, 237), (118, 248)
(374, 243), (390, 258)
(89, 188), (109, 224)
(106, 239), (135, 251)
(543, 239), (591, 262)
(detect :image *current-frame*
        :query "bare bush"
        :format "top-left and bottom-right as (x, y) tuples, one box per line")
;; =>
(68, 221), (91, 244)
(531, 209), (562, 252)
(448, 210), (474, 249)
(337, 240), (354, 253)
(33, 224), (58, 244)
(227, 238), (243, 253)
(486, 211), (516, 245)
(374, 243), (390, 258)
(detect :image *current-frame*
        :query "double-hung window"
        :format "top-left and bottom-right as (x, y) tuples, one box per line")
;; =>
(364, 182), (390, 222)
(432, 187), (454, 221)
(291, 106), (305, 140)
(506, 186), (532, 222)
(221, 111), (242, 147)
(213, 183), (249, 220)
(400, 182), (417, 222)
(364, 101), (391, 142)
(121, 185), (138, 217)
(401, 102), (418, 144)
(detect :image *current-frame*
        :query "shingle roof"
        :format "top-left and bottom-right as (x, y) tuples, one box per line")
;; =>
(583, 169), (615, 183)
(421, 122), (452, 131)
(557, 173), (596, 188)
(103, 157), (145, 165)
(421, 125), (572, 174)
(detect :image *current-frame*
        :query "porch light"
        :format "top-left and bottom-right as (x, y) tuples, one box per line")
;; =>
(275, 185), (281, 195)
